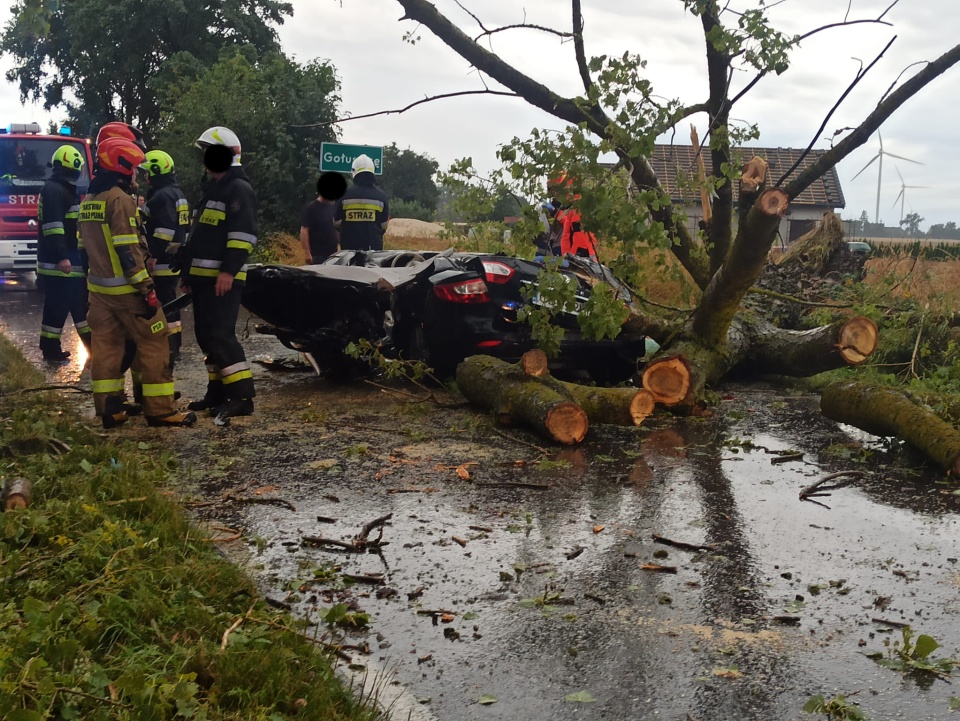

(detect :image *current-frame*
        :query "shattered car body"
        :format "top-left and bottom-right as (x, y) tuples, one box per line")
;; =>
(241, 249), (647, 381)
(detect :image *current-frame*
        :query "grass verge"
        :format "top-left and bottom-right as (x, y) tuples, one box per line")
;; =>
(0, 334), (383, 721)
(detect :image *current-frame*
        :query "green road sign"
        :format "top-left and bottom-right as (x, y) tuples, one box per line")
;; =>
(319, 143), (383, 175)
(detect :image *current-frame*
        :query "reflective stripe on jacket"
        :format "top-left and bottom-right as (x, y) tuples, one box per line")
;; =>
(184, 167), (258, 284)
(37, 175), (85, 277)
(142, 175), (189, 276)
(79, 186), (150, 296)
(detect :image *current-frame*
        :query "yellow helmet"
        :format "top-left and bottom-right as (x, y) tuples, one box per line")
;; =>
(139, 149), (175, 176)
(50, 144), (84, 171)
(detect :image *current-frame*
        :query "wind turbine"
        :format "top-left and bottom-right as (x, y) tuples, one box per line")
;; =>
(851, 132), (923, 224)
(892, 166), (928, 224)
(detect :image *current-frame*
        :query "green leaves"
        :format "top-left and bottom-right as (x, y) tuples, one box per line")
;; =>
(564, 690), (597, 703)
(802, 694), (867, 720)
(866, 627), (960, 678)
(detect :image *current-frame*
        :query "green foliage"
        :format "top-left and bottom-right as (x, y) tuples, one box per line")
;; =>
(156, 49), (339, 232)
(802, 694), (868, 720)
(0, 335), (377, 721)
(379, 143), (440, 212)
(390, 199), (435, 222)
(865, 626), (960, 678)
(1, 0), (293, 136)
(517, 262), (579, 357)
(319, 603), (371, 629)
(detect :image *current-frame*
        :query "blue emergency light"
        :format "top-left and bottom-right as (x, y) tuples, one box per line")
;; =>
(58, 126), (72, 135)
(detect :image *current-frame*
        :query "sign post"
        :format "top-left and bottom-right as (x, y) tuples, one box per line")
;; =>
(319, 143), (384, 175)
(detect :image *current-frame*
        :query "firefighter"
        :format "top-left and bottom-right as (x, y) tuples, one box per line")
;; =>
(37, 145), (90, 361)
(333, 154), (389, 251)
(79, 136), (196, 429)
(547, 173), (598, 259)
(182, 126), (257, 419)
(139, 149), (189, 367)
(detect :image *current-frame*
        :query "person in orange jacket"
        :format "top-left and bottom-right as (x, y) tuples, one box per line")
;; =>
(547, 173), (598, 259)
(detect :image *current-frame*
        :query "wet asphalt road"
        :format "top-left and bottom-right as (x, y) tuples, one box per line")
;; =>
(2, 287), (960, 721)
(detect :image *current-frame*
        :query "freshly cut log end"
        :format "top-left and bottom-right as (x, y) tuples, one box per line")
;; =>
(758, 188), (789, 217)
(642, 356), (692, 406)
(520, 349), (549, 377)
(3, 477), (32, 510)
(837, 316), (878, 365)
(629, 389), (656, 425)
(545, 403), (589, 445)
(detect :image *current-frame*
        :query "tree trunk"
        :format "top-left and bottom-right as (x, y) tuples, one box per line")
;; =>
(457, 356), (589, 444)
(820, 380), (960, 475)
(457, 355), (657, 441)
(642, 314), (879, 412)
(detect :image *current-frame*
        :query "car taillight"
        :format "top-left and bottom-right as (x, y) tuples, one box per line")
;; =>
(433, 278), (491, 304)
(481, 260), (514, 284)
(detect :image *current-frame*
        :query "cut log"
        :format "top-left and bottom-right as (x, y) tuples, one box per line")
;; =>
(520, 349), (549, 377)
(641, 356), (692, 406)
(3, 478), (32, 510)
(744, 315), (879, 376)
(837, 316), (878, 365)
(820, 380), (960, 475)
(457, 356), (588, 444)
(557, 383), (654, 426)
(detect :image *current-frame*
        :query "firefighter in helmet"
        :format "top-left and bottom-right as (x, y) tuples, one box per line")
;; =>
(182, 126), (257, 420)
(139, 149), (189, 367)
(37, 144), (91, 360)
(79, 136), (196, 429)
(333, 154), (390, 251)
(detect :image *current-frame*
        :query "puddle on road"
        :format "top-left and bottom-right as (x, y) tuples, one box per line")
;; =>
(3, 289), (960, 720)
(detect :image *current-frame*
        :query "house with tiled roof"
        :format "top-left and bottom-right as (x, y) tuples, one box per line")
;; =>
(649, 144), (846, 243)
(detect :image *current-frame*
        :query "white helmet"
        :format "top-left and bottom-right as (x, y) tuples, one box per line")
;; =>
(351, 153), (376, 177)
(195, 126), (242, 166)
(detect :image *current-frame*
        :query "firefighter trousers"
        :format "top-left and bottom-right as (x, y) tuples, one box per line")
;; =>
(39, 275), (91, 355)
(191, 282), (255, 401)
(154, 275), (182, 367)
(88, 293), (176, 418)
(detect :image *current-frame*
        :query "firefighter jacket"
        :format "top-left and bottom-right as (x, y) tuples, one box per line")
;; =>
(79, 184), (152, 296)
(184, 167), (257, 284)
(36, 172), (85, 278)
(141, 173), (189, 277)
(334, 173), (389, 251)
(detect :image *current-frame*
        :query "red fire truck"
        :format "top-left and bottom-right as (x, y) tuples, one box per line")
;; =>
(0, 122), (94, 289)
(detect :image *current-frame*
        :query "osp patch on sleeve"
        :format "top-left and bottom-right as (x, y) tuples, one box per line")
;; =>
(150, 320), (166, 334)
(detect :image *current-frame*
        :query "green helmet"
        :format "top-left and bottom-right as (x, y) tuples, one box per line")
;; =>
(139, 149), (175, 176)
(51, 144), (84, 171)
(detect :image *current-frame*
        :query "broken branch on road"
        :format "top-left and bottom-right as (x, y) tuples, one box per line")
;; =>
(302, 513), (393, 552)
(799, 471), (868, 501)
(652, 534), (717, 553)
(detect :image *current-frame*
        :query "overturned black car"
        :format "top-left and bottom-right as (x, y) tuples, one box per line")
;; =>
(241, 249), (648, 382)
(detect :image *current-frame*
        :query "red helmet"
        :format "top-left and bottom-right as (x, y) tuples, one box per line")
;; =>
(95, 121), (146, 151)
(96, 137), (146, 176)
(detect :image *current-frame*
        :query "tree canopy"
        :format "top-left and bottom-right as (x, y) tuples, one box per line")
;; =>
(378, 143), (440, 215)
(156, 49), (340, 232)
(0, 0), (293, 137)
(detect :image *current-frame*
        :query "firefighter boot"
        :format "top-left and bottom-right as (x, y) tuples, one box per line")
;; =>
(146, 410), (198, 428)
(210, 398), (254, 419)
(101, 396), (129, 429)
(188, 388), (225, 412)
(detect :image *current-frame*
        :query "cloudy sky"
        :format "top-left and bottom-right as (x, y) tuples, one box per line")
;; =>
(2, 0), (958, 228)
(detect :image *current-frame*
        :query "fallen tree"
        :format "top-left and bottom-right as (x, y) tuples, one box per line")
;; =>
(347, 3), (960, 448)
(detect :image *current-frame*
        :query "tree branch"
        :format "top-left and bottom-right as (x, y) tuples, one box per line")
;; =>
(289, 90), (519, 128)
(572, 0), (592, 94)
(476, 23), (572, 42)
(776, 37), (895, 188)
(699, 1), (734, 275)
(784, 41), (960, 200)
